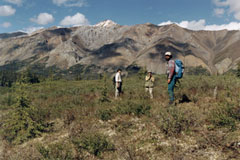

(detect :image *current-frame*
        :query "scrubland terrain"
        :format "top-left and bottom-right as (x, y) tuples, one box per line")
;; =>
(0, 73), (240, 160)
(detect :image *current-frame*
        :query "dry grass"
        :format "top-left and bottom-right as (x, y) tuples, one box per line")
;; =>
(0, 74), (240, 159)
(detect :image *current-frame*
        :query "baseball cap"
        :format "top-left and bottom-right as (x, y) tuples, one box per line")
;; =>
(165, 52), (172, 56)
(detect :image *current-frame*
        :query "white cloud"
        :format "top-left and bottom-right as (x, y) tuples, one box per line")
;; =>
(53, 0), (67, 6)
(158, 21), (173, 26)
(205, 22), (240, 30)
(52, 0), (86, 7)
(22, 26), (44, 34)
(159, 19), (206, 30)
(178, 19), (206, 30)
(1, 22), (11, 28)
(4, 0), (23, 6)
(214, 8), (225, 17)
(60, 12), (89, 26)
(212, 0), (228, 7)
(30, 13), (54, 25)
(158, 19), (240, 31)
(213, 0), (240, 20)
(0, 5), (16, 16)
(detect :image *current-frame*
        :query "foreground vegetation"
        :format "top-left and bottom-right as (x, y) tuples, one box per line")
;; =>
(0, 73), (240, 160)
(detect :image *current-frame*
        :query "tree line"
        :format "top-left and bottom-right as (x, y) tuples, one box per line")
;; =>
(0, 64), (239, 88)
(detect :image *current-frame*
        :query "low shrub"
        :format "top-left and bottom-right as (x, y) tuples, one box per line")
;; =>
(186, 66), (210, 76)
(97, 108), (114, 121)
(237, 62), (240, 77)
(72, 132), (115, 157)
(1, 92), (16, 107)
(158, 106), (194, 136)
(209, 103), (240, 130)
(116, 101), (151, 116)
(37, 141), (75, 160)
(1, 93), (46, 144)
(98, 74), (111, 103)
(63, 109), (76, 126)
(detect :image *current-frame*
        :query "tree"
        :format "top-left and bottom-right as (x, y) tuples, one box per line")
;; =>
(2, 77), (45, 145)
(237, 63), (240, 77)
(138, 66), (147, 80)
(99, 74), (110, 103)
(17, 69), (40, 85)
(0, 70), (17, 87)
(186, 66), (210, 76)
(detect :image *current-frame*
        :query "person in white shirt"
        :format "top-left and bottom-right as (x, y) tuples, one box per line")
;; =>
(115, 69), (122, 98)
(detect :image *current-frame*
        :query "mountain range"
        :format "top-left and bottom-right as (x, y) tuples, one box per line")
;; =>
(0, 20), (240, 75)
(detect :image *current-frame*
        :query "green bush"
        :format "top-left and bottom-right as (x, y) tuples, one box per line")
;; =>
(18, 69), (40, 84)
(0, 70), (17, 87)
(97, 108), (114, 121)
(1, 93), (46, 144)
(98, 74), (110, 103)
(209, 103), (239, 130)
(37, 141), (75, 160)
(138, 66), (147, 80)
(72, 133), (115, 157)
(237, 62), (240, 77)
(186, 66), (210, 76)
(1, 92), (16, 107)
(158, 106), (194, 136)
(116, 101), (151, 116)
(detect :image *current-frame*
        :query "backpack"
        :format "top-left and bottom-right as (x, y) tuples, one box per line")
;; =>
(112, 76), (116, 85)
(175, 59), (184, 79)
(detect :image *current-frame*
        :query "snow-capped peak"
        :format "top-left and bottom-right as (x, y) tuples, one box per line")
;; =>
(95, 20), (118, 27)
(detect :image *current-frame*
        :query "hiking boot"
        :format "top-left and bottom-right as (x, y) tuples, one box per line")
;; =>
(168, 101), (175, 106)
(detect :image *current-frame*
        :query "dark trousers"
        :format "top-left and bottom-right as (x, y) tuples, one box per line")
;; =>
(115, 82), (122, 98)
(168, 75), (176, 102)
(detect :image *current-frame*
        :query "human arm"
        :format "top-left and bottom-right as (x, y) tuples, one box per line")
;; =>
(168, 60), (175, 82)
(145, 76), (151, 81)
(151, 77), (155, 82)
(168, 79), (171, 84)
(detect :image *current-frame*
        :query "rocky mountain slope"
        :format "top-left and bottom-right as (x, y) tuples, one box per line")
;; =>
(0, 32), (27, 40)
(0, 20), (240, 75)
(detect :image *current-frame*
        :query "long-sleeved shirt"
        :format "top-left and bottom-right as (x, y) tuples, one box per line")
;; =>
(115, 72), (122, 82)
(166, 59), (175, 79)
(145, 75), (155, 88)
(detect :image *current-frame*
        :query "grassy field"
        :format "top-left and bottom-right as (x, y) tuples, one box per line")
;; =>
(0, 74), (240, 160)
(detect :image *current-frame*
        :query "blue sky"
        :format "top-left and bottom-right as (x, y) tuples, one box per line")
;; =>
(1, 0), (240, 33)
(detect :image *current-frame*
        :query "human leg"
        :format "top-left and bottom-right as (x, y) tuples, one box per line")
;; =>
(168, 76), (176, 102)
(149, 88), (153, 99)
(145, 87), (149, 92)
(115, 84), (119, 98)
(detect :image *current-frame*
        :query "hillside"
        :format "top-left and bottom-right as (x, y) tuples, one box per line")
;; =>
(0, 32), (27, 40)
(0, 21), (240, 75)
(0, 75), (240, 159)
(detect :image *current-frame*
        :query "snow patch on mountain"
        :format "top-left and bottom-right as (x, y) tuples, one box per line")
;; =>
(95, 20), (119, 28)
